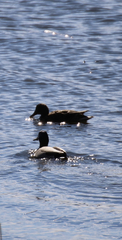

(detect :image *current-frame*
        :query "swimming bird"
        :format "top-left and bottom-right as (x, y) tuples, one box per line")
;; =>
(30, 131), (67, 159)
(30, 103), (93, 124)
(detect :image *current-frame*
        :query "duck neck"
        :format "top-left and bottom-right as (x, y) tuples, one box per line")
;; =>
(39, 143), (45, 148)
(40, 105), (49, 121)
(39, 137), (49, 148)
(40, 114), (48, 122)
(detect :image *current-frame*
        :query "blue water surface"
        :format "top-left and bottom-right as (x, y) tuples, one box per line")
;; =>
(0, 0), (122, 239)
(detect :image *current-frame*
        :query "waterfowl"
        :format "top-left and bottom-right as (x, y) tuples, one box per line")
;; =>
(30, 103), (93, 123)
(30, 131), (67, 159)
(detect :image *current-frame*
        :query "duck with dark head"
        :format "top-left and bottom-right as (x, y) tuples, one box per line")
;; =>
(30, 130), (67, 160)
(30, 103), (93, 124)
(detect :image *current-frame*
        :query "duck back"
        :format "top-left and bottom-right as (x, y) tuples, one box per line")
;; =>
(46, 110), (92, 123)
(32, 146), (67, 159)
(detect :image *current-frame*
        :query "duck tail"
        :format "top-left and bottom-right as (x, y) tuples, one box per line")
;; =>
(80, 110), (88, 114)
(87, 116), (94, 119)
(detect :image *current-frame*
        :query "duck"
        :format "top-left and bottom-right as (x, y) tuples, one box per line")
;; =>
(30, 130), (67, 159)
(30, 103), (93, 124)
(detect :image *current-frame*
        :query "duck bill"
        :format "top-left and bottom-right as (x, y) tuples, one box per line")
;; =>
(30, 111), (36, 118)
(33, 137), (39, 141)
(30, 113), (34, 118)
(30, 107), (39, 118)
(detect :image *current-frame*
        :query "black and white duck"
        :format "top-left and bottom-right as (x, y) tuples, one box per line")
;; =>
(30, 131), (67, 159)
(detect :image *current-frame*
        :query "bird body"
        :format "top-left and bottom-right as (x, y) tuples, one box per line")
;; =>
(32, 146), (67, 159)
(30, 103), (93, 123)
(30, 131), (67, 159)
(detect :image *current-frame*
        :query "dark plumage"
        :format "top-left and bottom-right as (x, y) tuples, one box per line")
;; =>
(30, 103), (93, 124)
(30, 131), (67, 159)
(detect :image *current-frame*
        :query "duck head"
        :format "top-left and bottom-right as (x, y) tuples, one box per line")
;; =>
(30, 103), (49, 118)
(33, 130), (49, 148)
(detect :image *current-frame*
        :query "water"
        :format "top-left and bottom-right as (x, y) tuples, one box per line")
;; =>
(0, 0), (122, 239)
